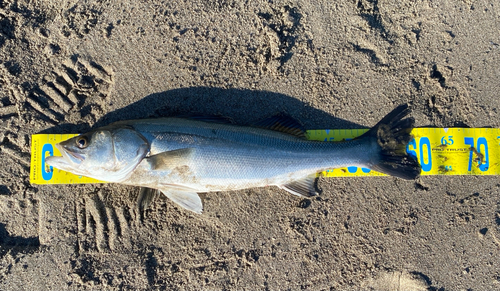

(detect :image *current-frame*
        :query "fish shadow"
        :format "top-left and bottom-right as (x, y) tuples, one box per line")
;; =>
(40, 87), (365, 133)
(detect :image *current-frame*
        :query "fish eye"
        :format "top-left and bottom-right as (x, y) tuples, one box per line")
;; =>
(76, 136), (88, 149)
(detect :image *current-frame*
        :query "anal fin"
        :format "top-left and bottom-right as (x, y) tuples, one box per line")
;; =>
(279, 175), (317, 197)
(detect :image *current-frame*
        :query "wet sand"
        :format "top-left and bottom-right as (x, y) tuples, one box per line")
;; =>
(1, 0), (500, 290)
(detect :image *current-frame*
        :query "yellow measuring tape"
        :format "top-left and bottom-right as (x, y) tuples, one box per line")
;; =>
(30, 128), (498, 184)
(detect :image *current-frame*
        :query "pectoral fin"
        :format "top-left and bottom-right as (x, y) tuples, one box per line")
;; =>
(279, 175), (318, 197)
(147, 148), (195, 171)
(159, 188), (203, 214)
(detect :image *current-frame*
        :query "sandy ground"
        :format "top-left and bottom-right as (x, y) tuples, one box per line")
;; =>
(1, 0), (500, 290)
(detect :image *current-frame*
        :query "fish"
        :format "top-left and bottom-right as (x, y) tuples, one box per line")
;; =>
(46, 104), (421, 214)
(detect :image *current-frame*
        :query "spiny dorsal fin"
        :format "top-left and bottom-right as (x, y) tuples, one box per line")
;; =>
(252, 115), (306, 138)
(147, 148), (195, 171)
(158, 188), (203, 214)
(279, 175), (318, 197)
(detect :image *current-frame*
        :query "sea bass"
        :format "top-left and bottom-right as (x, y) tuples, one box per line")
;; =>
(46, 104), (421, 213)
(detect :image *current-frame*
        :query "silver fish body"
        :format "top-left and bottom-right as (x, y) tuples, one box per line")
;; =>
(46, 105), (421, 213)
(120, 118), (373, 190)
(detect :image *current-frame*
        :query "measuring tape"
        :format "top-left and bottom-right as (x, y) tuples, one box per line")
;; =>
(30, 128), (498, 184)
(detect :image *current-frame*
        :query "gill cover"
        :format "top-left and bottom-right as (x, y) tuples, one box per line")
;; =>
(48, 127), (149, 182)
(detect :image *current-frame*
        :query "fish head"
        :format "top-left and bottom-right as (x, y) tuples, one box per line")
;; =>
(46, 126), (149, 182)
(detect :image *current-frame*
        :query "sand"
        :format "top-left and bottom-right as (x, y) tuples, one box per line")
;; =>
(1, 0), (500, 290)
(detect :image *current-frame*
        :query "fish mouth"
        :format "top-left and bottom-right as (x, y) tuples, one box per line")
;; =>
(45, 155), (70, 169)
(45, 144), (85, 170)
(45, 143), (86, 174)
(56, 143), (85, 165)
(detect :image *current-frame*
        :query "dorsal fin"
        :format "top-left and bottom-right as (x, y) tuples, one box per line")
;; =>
(252, 115), (306, 138)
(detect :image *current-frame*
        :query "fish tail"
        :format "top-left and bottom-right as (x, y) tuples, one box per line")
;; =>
(362, 104), (421, 180)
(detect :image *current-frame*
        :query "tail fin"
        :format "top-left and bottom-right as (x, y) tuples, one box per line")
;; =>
(362, 104), (421, 180)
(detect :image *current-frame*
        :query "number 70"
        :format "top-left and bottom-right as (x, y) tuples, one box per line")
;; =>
(464, 137), (489, 172)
